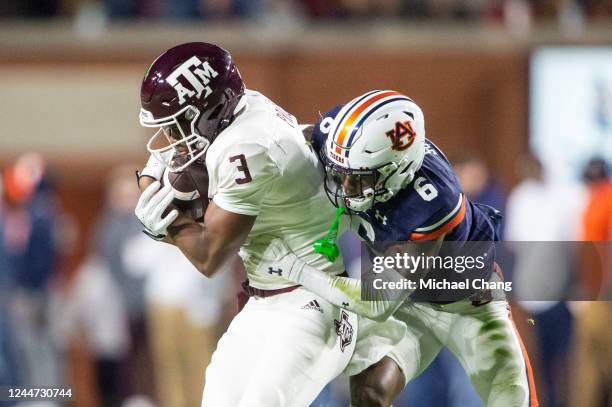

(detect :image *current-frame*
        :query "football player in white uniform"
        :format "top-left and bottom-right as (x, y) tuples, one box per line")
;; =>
(133, 43), (405, 407)
(261, 91), (539, 406)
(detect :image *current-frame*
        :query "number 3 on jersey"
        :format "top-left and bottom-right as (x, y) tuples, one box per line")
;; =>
(229, 154), (252, 184)
(414, 176), (438, 201)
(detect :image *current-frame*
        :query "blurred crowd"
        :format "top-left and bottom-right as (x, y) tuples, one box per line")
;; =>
(453, 153), (611, 407)
(1, 148), (610, 406)
(1, 0), (611, 23)
(0, 155), (238, 406)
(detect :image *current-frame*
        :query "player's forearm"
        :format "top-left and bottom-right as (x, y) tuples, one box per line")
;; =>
(167, 220), (229, 278)
(291, 263), (408, 322)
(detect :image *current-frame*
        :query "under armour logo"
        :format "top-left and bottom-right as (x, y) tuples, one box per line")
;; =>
(342, 302), (350, 308)
(267, 267), (283, 276)
(374, 210), (387, 225)
(166, 56), (219, 105)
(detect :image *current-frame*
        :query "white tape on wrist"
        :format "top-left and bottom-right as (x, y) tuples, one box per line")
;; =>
(141, 151), (173, 180)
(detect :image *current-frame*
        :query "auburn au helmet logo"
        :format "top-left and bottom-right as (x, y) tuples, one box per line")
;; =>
(385, 120), (416, 151)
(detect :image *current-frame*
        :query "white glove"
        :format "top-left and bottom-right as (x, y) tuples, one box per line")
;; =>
(140, 151), (173, 180)
(134, 181), (178, 240)
(254, 238), (306, 282)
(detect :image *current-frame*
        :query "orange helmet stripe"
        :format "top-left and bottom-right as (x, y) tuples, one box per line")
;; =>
(334, 90), (402, 149)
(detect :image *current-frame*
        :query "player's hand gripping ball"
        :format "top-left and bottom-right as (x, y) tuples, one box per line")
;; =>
(162, 155), (210, 222)
(135, 154), (210, 240)
(134, 181), (178, 240)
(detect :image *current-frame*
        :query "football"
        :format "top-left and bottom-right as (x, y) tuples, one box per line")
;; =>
(162, 155), (209, 221)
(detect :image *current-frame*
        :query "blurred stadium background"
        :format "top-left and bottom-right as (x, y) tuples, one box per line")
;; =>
(0, 1), (610, 406)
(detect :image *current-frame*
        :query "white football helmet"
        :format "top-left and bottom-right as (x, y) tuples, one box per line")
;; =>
(323, 90), (426, 212)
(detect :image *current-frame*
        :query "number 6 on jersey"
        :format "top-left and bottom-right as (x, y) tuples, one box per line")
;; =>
(414, 176), (438, 201)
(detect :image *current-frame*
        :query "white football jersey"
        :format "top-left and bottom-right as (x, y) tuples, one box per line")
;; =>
(206, 90), (346, 289)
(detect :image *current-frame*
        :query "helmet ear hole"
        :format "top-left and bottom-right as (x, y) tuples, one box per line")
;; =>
(185, 108), (196, 120)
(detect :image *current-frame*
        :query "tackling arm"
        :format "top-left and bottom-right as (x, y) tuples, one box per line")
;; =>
(269, 236), (444, 321)
(289, 262), (407, 322)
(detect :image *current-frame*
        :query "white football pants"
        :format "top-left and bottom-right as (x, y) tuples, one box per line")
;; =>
(202, 287), (357, 407)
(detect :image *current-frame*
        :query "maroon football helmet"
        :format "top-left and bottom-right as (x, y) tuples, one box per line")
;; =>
(140, 42), (245, 171)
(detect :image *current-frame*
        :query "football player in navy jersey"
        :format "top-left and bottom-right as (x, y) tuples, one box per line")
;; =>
(262, 90), (538, 406)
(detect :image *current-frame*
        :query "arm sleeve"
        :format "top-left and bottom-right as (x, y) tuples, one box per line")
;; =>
(290, 262), (411, 322)
(284, 234), (444, 320)
(212, 144), (280, 216)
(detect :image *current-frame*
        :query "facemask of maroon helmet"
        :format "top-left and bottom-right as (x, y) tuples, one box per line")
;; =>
(139, 42), (245, 172)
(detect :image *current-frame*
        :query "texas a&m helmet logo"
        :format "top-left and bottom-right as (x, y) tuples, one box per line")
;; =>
(385, 120), (417, 151)
(166, 56), (219, 105)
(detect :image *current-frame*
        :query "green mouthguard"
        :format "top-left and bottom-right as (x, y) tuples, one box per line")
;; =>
(313, 207), (345, 262)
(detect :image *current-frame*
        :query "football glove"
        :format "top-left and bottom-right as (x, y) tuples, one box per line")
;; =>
(134, 181), (178, 241)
